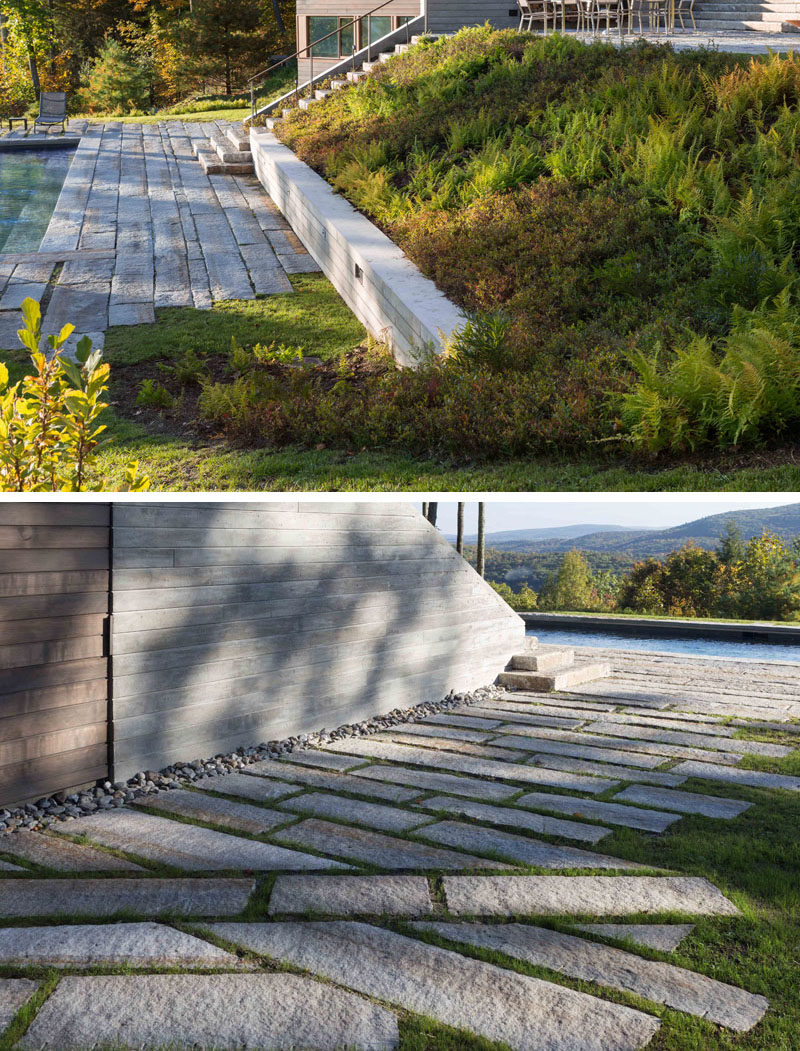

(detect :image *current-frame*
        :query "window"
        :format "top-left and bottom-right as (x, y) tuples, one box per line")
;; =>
(309, 16), (357, 57)
(359, 14), (391, 43)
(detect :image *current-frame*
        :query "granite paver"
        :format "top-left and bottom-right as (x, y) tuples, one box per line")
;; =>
(0, 979), (38, 1034)
(587, 721), (791, 758)
(349, 764), (520, 802)
(193, 770), (305, 803)
(268, 875), (433, 916)
(273, 818), (504, 871)
(0, 878), (254, 918)
(526, 754), (688, 788)
(279, 791), (432, 833)
(573, 923), (695, 951)
(0, 859), (25, 871)
(442, 876), (741, 917)
(323, 738), (621, 793)
(242, 761), (421, 802)
(0, 830), (146, 872)
(17, 973), (398, 1051)
(133, 787), (291, 834)
(51, 809), (351, 871)
(669, 761), (800, 790)
(615, 785), (752, 819)
(514, 790), (680, 832)
(0, 922), (245, 968)
(376, 731), (527, 761)
(496, 727), (744, 765)
(210, 921), (660, 1051)
(416, 821), (640, 870)
(281, 749), (371, 772)
(494, 734), (681, 769)
(416, 795), (611, 843)
(413, 922), (767, 1031)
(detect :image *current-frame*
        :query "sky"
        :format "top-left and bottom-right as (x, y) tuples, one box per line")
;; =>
(430, 496), (800, 535)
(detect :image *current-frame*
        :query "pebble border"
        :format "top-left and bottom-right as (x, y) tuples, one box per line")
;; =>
(0, 685), (506, 836)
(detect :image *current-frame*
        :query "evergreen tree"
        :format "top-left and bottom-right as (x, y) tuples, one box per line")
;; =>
(184, 0), (264, 95)
(79, 37), (148, 112)
(718, 521), (746, 565)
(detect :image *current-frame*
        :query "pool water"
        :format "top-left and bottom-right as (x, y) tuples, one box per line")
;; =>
(0, 148), (74, 253)
(527, 628), (800, 664)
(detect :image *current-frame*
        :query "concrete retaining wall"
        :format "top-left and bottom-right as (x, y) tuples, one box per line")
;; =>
(424, 0), (520, 33)
(109, 502), (524, 780)
(250, 130), (465, 365)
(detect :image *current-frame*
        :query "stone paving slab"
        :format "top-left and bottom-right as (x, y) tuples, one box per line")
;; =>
(588, 721), (791, 758)
(573, 923), (695, 952)
(598, 712), (737, 735)
(392, 723), (495, 744)
(494, 734), (676, 769)
(51, 809), (351, 872)
(669, 761), (800, 790)
(210, 921), (660, 1051)
(497, 726), (743, 765)
(349, 764), (521, 803)
(614, 785), (752, 819)
(17, 973), (399, 1051)
(527, 754), (688, 788)
(281, 749), (371, 772)
(514, 790), (680, 833)
(274, 818), (504, 871)
(413, 922), (767, 1031)
(378, 731), (527, 762)
(0, 878), (254, 918)
(0, 922), (245, 969)
(0, 859), (25, 871)
(0, 979), (38, 1034)
(417, 795), (611, 844)
(134, 788), (291, 834)
(468, 702), (598, 723)
(193, 770), (305, 803)
(0, 830), (146, 872)
(417, 822), (640, 870)
(279, 791), (432, 833)
(503, 693), (619, 712)
(268, 875), (433, 916)
(442, 876), (741, 917)
(243, 761), (421, 803)
(424, 713), (504, 730)
(323, 738), (621, 793)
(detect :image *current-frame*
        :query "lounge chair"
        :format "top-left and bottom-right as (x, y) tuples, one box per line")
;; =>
(33, 92), (67, 134)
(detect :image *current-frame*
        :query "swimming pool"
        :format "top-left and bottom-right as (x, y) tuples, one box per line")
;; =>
(0, 148), (74, 253)
(527, 628), (800, 663)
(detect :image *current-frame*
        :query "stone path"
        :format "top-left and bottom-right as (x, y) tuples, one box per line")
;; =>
(0, 120), (319, 354)
(1, 653), (793, 1048)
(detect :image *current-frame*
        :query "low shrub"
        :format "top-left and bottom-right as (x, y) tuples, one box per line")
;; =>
(0, 299), (148, 491)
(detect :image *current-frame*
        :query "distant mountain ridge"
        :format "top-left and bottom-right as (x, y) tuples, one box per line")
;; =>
(445, 524), (647, 545)
(457, 503), (800, 558)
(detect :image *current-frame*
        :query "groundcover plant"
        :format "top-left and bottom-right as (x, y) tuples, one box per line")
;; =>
(265, 29), (800, 461)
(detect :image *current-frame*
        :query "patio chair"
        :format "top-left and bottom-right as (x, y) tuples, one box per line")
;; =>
(675, 0), (695, 29)
(629, 0), (668, 32)
(518, 0), (549, 31)
(591, 0), (625, 34)
(33, 92), (67, 134)
(549, 0), (584, 31)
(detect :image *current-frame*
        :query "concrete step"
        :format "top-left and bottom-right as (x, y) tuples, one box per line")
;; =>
(265, 118), (281, 130)
(347, 70), (366, 83)
(330, 79), (349, 89)
(410, 33), (441, 42)
(690, 16), (790, 26)
(510, 648), (575, 674)
(298, 98), (316, 110)
(362, 61), (379, 72)
(498, 662), (612, 694)
(378, 51), (396, 62)
(314, 89), (332, 100)
(282, 107), (294, 119)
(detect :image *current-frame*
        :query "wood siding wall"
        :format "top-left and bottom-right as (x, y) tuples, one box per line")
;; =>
(110, 502), (524, 780)
(0, 504), (110, 808)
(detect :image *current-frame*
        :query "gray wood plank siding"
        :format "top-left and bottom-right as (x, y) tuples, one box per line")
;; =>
(423, 0), (519, 32)
(0, 505), (111, 808)
(110, 502), (523, 780)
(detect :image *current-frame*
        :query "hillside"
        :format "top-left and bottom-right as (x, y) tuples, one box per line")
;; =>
(447, 524), (646, 547)
(476, 503), (800, 557)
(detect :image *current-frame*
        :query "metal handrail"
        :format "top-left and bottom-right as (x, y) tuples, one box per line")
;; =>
(248, 0), (411, 115)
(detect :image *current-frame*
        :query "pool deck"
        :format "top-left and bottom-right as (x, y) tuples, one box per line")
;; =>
(0, 120), (319, 355)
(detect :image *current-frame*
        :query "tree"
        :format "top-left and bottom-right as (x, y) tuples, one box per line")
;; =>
(476, 502), (485, 578)
(456, 502), (464, 555)
(718, 521), (745, 565)
(538, 549), (594, 611)
(736, 531), (800, 620)
(426, 501), (438, 527)
(183, 0), (265, 95)
(79, 36), (149, 113)
(616, 559), (666, 615)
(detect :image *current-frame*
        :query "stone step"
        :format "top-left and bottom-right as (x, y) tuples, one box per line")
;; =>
(378, 51), (396, 62)
(314, 89), (332, 100)
(224, 124), (251, 152)
(330, 79), (349, 89)
(361, 61), (379, 73)
(498, 662), (612, 693)
(265, 118), (281, 130)
(196, 150), (253, 176)
(347, 70), (366, 82)
(210, 921), (661, 1051)
(412, 922), (768, 1031)
(282, 107), (294, 118)
(510, 648), (575, 673)
(298, 98), (315, 110)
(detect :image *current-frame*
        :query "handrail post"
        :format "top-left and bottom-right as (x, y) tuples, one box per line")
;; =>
(250, 83), (255, 118)
(368, 16), (372, 59)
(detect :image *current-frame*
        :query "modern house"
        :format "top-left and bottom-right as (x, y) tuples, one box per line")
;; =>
(0, 502), (524, 809)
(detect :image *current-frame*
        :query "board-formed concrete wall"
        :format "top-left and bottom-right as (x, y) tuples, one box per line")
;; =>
(109, 502), (524, 780)
(424, 0), (519, 33)
(0, 504), (110, 809)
